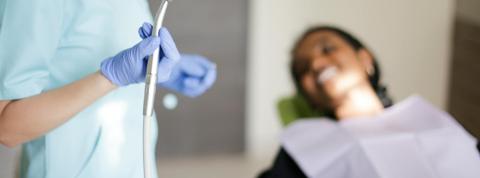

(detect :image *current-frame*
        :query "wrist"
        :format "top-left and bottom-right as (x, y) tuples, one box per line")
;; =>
(95, 71), (119, 90)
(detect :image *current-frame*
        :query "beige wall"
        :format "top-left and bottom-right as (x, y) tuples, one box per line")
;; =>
(247, 0), (455, 157)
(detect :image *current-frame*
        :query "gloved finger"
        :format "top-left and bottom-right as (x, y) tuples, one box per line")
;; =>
(136, 37), (161, 59)
(159, 28), (180, 61)
(180, 60), (206, 77)
(183, 87), (204, 98)
(138, 22), (153, 39)
(156, 56), (178, 82)
(183, 69), (216, 97)
(200, 67), (217, 89)
(183, 77), (201, 89)
(190, 54), (216, 70)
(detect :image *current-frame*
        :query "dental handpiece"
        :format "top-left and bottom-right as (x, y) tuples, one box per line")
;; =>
(143, 1), (171, 178)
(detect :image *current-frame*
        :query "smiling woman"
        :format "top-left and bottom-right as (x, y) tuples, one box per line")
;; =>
(259, 26), (480, 178)
(290, 26), (392, 119)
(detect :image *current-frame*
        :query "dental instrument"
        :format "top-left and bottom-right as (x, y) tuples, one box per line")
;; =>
(143, 0), (172, 178)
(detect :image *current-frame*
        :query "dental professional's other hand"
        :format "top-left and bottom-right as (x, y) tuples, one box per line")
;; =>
(100, 26), (180, 86)
(162, 54), (216, 97)
(139, 23), (217, 97)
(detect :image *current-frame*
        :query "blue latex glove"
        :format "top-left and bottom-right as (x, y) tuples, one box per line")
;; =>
(100, 26), (180, 86)
(139, 23), (217, 97)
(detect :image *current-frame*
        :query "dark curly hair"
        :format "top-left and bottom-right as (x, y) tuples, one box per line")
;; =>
(290, 26), (393, 115)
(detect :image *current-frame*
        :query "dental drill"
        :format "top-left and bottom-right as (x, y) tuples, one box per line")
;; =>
(143, 0), (171, 178)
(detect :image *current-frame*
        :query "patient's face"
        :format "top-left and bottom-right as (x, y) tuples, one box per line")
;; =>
(293, 31), (372, 110)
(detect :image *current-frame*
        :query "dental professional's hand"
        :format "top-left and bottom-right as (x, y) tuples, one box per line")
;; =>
(100, 26), (180, 86)
(139, 23), (217, 97)
(162, 54), (216, 97)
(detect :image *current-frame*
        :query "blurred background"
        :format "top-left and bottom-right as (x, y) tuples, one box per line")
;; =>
(1, 0), (479, 177)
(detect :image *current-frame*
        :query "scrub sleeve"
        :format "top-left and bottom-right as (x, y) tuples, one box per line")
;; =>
(0, 0), (62, 100)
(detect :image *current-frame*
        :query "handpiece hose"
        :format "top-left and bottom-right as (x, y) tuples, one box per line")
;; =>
(143, 1), (171, 178)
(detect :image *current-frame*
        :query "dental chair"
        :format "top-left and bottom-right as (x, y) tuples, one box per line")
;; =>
(277, 94), (324, 126)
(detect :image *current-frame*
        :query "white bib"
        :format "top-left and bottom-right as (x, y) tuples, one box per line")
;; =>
(281, 96), (480, 178)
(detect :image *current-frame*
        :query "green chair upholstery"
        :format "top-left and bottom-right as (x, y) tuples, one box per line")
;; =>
(277, 94), (324, 126)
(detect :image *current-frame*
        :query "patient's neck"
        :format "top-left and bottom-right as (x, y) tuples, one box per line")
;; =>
(333, 82), (384, 120)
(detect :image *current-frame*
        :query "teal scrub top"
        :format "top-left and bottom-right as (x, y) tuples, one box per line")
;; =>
(0, 0), (159, 177)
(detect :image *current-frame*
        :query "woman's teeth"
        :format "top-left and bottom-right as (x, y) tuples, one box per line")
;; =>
(317, 66), (338, 84)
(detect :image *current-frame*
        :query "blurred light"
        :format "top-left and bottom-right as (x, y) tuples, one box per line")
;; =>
(97, 101), (127, 167)
(350, 89), (378, 113)
(163, 93), (178, 110)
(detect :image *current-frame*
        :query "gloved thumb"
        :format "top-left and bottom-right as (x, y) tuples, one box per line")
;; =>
(135, 36), (161, 60)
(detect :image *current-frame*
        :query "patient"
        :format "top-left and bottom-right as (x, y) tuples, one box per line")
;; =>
(258, 26), (480, 178)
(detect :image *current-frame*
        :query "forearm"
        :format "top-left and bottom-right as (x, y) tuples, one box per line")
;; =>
(0, 71), (117, 147)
